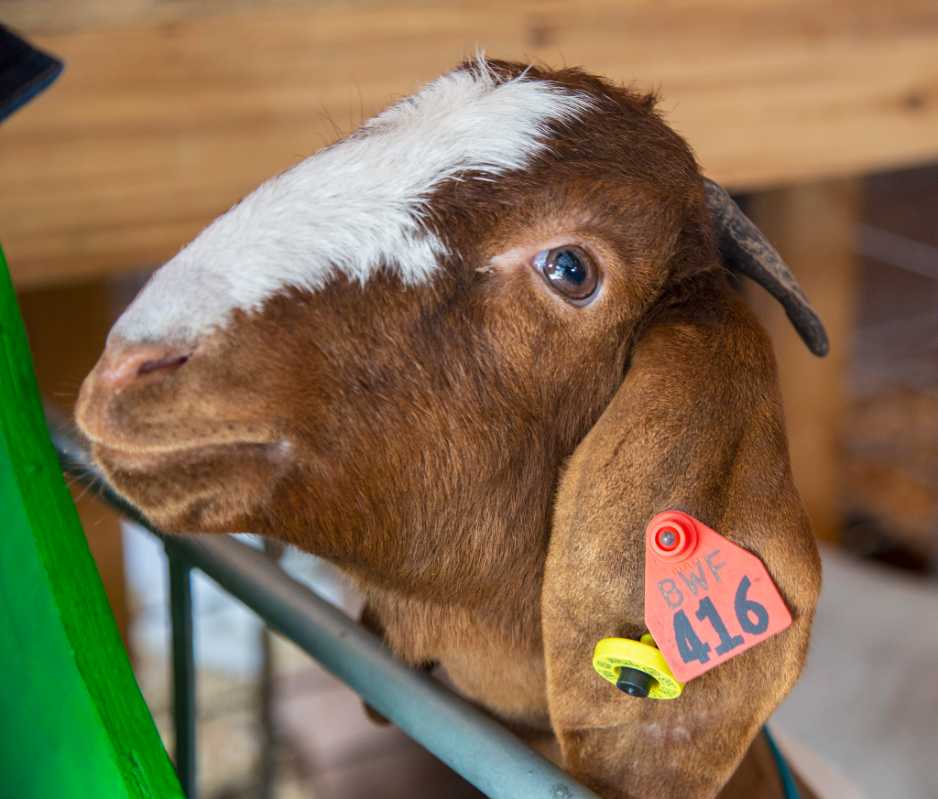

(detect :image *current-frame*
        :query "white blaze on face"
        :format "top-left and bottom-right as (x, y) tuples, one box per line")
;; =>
(111, 61), (593, 344)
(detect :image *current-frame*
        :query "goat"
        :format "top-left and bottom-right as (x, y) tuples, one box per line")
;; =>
(77, 58), (824, 798)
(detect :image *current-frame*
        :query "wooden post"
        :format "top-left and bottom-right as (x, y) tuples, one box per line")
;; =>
(747, 178), (862, 544)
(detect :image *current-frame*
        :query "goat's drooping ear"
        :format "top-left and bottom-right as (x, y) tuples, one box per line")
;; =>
(704, 177), (829, 357)
(541, 278), (821, 798)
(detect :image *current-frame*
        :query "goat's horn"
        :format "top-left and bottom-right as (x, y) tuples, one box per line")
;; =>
(704, 178), (829, 357)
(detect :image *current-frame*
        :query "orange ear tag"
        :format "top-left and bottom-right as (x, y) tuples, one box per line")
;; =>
(644, 511), (792, 683)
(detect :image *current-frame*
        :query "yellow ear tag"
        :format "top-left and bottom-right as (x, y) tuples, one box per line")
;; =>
(592, 633), (684, 700)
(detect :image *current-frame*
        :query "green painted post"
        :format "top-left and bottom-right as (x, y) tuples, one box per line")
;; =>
(0, 247), (184, 799)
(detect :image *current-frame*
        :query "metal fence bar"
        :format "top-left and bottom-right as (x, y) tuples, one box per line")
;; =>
(257, 538), (285, 799)
(256, 624), (277, 799)
(51, 424), (599, 799)
(163, 533), (598, 799)
(166, 548), (197, 798)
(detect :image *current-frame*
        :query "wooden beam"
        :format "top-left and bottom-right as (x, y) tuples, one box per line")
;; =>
(2, 0), (937, 289)
(746, 178), (862, 543)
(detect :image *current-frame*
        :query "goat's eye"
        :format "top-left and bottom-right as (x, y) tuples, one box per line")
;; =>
(532, 246), (599, 303)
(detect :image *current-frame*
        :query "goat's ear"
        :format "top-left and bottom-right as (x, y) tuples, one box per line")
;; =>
(704, 177), (829, 357)
(541, 280), (820, 798)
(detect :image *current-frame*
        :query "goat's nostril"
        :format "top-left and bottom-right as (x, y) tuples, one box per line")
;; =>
(95, 344), (193, 389)
(137, 353), (190, 377)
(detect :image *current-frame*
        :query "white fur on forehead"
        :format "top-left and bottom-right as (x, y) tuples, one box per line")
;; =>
(112, 61), (593, 344)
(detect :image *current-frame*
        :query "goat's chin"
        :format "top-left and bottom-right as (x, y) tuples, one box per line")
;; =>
(91, 442), (283, 534)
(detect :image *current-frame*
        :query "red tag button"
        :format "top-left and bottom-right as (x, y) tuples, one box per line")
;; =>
(648, 513), (698, 561)
(644, 511), (792, 683)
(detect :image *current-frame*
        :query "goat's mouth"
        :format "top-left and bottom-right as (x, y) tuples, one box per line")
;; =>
(93, 439), (287, 472)
(90, 437), (292, 532)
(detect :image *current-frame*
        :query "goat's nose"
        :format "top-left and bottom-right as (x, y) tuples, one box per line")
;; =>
(95, 344), (191, 389)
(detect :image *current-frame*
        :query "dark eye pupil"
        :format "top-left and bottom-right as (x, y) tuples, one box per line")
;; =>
(552, 249), (586, 284)
(534, 245), (598, 302)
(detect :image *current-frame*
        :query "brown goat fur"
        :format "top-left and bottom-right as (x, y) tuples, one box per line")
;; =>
(77, 59), (822, 797)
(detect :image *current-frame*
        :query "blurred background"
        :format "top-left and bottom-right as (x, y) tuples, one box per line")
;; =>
(2, 1), (936, 797)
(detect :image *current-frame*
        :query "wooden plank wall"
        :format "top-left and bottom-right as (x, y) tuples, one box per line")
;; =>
(2, 0), (937, 288)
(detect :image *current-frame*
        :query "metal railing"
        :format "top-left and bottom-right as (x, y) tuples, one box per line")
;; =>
(52, 422), (599, 799)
